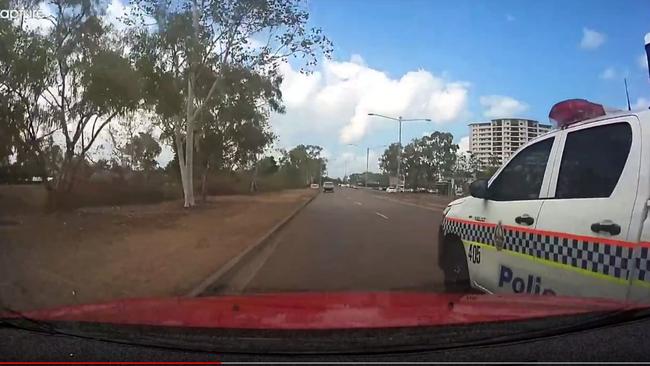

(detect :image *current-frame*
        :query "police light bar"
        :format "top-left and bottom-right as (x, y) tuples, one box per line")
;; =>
(548, 99), (606, 128)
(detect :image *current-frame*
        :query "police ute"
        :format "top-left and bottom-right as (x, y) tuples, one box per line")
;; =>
(439, 99), (650, 302)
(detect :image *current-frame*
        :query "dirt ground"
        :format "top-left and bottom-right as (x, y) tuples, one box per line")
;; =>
(0, 189), (316, 311)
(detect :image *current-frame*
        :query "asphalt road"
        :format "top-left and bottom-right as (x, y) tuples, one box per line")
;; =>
(203, 188), (447, 295)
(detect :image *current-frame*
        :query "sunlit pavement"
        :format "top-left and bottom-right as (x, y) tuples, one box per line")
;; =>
(202, 188), (447, 295)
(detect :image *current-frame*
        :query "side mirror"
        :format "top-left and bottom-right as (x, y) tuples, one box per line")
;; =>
(469, 179), (489, 199)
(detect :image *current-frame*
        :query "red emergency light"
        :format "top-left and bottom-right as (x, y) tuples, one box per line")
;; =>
(548, 99), (606, 128)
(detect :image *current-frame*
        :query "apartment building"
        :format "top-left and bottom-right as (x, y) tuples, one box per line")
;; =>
(468, 118), (552, 166)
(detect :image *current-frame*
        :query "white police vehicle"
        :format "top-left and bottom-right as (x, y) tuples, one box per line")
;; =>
(439, 99), (650, 302)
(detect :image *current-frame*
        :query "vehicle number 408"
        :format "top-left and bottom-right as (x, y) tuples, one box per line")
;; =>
(467, 244), (481, 264)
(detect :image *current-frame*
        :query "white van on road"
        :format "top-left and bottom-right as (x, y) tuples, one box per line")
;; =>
(439, 99), (650, 302)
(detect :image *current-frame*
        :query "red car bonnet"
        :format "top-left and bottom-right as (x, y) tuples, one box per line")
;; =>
(6, 292), (636, 330)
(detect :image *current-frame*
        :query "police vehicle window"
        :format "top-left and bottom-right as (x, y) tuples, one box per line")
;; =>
(555, 122), (632, 199)
(489, 138), (554, 201)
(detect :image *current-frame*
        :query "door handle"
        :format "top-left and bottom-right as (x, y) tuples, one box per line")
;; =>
(515, 214), (534, 226)
(591, 220), (621, 235)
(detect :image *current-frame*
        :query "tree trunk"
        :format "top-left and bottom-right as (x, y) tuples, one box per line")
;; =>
(250, 156), (258, 193)
(201, 159), (209, 203)
(55, 149), (74, 192)
(185, 121), (195, 206)
(175, 130), (191, 208)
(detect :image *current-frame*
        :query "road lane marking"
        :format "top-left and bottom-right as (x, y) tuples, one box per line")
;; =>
(354, 201), (362, 206)
(369, 194), (447, 212)
(375, 212), (389, 220)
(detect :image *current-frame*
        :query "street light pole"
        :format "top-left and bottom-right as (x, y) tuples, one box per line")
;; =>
(367, 113), (431, 190)
(365, 147), (369, 187)
(397, 116), (402, 188)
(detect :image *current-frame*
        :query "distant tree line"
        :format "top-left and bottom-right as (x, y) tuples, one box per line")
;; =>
(376, 131), (500, 188)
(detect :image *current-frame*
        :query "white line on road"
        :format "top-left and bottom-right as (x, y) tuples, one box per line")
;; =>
(375, 212), (389, 220)
(354, 201), (362, 206)
(371, 194), (447, 212)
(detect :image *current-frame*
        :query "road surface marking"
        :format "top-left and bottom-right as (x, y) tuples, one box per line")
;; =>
(369, 194), (447, 212)
(354, 201), (362, 206)
(375, 212), (389, 220)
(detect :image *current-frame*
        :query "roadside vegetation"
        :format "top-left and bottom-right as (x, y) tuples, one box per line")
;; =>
(0, 0), (331, 211)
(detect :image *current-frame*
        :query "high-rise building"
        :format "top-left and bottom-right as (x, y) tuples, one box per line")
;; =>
(469, 118), (552, 166)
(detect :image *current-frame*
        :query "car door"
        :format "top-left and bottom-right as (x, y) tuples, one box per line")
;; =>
(458, 134), (559, 294)
(534, 118), (640, 300)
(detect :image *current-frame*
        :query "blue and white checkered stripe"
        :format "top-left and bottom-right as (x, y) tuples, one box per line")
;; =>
(636, 247), (650, 282)
(442, 218), (635, 281)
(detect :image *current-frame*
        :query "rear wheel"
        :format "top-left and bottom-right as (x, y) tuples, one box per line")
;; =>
(441, 236), (470, 292)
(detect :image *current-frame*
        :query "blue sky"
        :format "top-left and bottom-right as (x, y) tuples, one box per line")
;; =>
(268, 0), (650, 177)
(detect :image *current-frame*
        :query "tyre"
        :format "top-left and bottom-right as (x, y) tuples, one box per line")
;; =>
(441, 236), (470, 292)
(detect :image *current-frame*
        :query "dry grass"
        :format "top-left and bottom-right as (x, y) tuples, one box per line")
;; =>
(0, 189), (316, 311)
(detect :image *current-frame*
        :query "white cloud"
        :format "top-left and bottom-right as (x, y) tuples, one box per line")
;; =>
(104, 0), (157, 32)
(327, 149), (382, 178)
(479, 95), (528, 118)
(638, 54), (648, 70)
(105, 0), (128, 29)
(505, 14), (515, 22)
(457, 136), (470, 153)
(271, 55), (471, 146)
(633, 97), (650, 110)
(599, 67), (617, 80)
(580, 28), (606, 50)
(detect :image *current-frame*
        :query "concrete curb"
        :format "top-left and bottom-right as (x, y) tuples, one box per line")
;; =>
(185, 191), (319, 297)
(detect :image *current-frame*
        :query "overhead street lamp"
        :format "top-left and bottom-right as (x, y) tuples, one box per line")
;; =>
(346, 143), (388, 187)
(367, 113), (431, 188)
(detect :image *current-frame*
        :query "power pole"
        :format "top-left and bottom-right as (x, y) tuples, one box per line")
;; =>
(365, 147), (369, 187)
(397, 116), (402, 187)
(625, 78), (631, 111)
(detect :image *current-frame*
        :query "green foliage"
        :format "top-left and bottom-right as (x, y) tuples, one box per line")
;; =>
(123, 131), (162, 174)
(0, 0), (144, 191)
(454, 152), (482, 181)
(258, 156), (279, 176)
(479, 154), (502, 179)
(380, 132), (458, 187)
(0, 13), (56, 181)
(0, 0), (332, 204)
(83, 50), (143, 114)
(379, 143), (400, 176)
(278, 144), (326, 185)
(348, 172), (388, 187)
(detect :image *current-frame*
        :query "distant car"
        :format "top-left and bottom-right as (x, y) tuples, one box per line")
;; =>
(386, 186), (397, 193)
(310, 183), (319, 189)
(323, 181), (335, 193)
